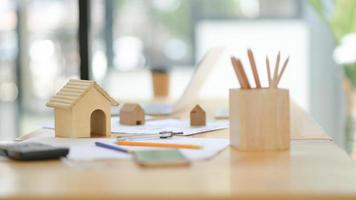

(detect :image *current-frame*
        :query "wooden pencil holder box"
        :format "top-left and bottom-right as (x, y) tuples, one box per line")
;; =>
(229, 88), (290, 151)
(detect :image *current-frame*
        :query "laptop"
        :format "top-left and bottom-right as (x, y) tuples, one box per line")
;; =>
(144, 47), (225, 115)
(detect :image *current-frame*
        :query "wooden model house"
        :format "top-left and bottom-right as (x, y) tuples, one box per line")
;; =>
(190, 104), (206, 126)
(46, 79), (119, 138)
(120, 103), (145, 125)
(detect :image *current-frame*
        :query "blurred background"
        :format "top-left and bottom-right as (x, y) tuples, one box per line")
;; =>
(0, 0), (355, 152)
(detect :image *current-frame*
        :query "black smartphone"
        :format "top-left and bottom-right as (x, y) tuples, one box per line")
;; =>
(0, 142), (69, 161)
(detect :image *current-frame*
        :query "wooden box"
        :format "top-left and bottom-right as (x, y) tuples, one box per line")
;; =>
(229, 88), (290, 151)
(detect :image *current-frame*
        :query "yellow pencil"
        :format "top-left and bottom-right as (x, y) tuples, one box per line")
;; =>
(116, 141), (202, 149)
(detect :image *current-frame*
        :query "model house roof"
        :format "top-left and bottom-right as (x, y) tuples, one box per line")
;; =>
(121, 103), (143, 113)
(46, 79), (119, 109)
(191, 105), (205, 113)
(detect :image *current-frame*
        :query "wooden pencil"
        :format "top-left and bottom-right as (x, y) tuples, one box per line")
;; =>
(266, 56), (272, 88)
(275, 56), (289, 87)
(231, 57), (244, 88)
(272, 51), (281, 88)
(232, 57), (251, 89)
(247, 49), (261, 88)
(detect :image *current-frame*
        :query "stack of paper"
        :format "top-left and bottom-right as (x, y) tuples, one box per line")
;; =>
(111, 118), (228, 135)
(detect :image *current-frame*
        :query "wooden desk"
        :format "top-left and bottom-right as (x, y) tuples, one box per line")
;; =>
(1, 103), (356, 200)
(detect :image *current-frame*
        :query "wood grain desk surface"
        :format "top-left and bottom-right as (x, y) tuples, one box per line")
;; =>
(1, 102), (356, 200)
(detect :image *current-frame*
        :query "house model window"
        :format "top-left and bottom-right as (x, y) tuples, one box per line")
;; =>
(46, 79), (119, 138)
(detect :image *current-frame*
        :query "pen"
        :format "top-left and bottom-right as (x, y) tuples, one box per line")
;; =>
(95, 141), (131, 154)
(116, 131), (184, 141)
(116, 141), (202, 150)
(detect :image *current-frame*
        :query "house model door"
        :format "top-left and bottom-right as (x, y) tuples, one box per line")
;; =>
(90, 109), (106, 137)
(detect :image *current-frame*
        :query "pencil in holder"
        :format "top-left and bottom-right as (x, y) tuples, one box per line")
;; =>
(229, 88), (290, 151)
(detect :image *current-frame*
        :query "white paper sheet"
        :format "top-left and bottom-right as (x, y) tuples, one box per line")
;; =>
(43, 117), (229, 136)
(22, 134), (229, 161)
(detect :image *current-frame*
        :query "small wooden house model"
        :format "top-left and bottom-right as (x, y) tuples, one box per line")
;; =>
(190, 104), (206, 126)
(47, 79), (119, 138)
(120, 103), (145, 125)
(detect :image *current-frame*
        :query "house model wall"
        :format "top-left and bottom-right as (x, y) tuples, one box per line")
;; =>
(47, 79), (119, 138)
(120, 103), (145, 125)
(190, 104), (206, 126)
